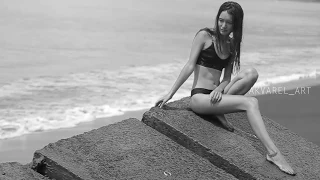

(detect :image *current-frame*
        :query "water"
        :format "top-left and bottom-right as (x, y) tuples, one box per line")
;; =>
(0, 0), (320, 139)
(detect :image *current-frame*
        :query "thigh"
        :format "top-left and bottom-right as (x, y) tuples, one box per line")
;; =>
(191, 94), (249, 115)
(223, 68), (257, 95)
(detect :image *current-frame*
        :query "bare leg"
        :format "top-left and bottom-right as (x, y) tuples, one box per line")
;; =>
(191, 69), (296, 175)
(215, 68), (259, 132)
(224, 67), (259, 95)
(215, 114), (235, 132)
(191, 95), (279, 154)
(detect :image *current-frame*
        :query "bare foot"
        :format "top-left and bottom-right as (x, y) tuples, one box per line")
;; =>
(266, 152), (296, 176)
(215, 115), (234, 132)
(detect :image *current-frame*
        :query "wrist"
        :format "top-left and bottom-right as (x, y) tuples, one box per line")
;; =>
(168, 92), (174, 98)
(214, 88), (224, 93)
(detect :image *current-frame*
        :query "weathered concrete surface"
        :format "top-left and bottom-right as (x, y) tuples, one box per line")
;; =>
(0, 162), (48, 180)
(31, 118), (237, 180)
(142, 97), (320, 180)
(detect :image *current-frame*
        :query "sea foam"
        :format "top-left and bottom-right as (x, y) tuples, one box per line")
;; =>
(0, 48), (319, 139)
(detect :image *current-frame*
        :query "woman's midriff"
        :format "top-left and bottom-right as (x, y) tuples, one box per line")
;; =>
(192, 65), (222, 90)
(190, 65), (223, 112)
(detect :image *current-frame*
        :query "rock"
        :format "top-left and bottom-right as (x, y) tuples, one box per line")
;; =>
(0, 162), (48, 180)
(142, 97), (320, 180)
(31, 118), (237, 180)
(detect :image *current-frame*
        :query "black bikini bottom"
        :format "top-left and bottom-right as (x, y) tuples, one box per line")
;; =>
(191, 88), (214, 97)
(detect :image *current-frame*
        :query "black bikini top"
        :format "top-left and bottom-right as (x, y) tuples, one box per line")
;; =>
(196, 28), (231, 71)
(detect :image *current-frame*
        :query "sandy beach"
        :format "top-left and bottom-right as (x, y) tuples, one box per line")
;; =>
(255, 78), (320, 146)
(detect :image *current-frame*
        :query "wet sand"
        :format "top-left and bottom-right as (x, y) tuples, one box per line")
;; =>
(255, 78), (320, 146)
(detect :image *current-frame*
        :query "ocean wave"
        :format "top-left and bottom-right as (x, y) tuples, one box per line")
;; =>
(0, 90), (191, 140)
(0, 61), (189, 139)
(0, 51), (319, 139)
(254, 70), (318, 88)
(241, 47), (320, 66)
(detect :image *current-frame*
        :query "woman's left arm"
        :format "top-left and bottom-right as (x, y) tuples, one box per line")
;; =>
(209, 39), (235, 103)
(209, 57), (234, 103)
(215, 57), (234, 93)
(215, 38), (235, 93)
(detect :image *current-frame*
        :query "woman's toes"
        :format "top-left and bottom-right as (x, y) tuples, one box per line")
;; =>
(283, 167), (296, 175)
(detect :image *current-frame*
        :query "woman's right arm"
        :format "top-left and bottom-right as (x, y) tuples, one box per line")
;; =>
(155, 31), (207, 108)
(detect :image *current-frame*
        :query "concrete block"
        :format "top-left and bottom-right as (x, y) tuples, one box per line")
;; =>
(32, 118), (237, 180)
(0, 162), (48, 180)
(142, 97), (320, 180)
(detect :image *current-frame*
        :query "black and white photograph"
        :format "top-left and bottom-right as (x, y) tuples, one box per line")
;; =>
(0, 0), (319, 179)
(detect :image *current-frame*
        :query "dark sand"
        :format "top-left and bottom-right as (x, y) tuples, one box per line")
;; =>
(255, 80), (320, 146)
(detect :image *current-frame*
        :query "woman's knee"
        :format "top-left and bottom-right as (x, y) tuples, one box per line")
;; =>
(244, 96), (259, 110)
(244, 67), (259, 82)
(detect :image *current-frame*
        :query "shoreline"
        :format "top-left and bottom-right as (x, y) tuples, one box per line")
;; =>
(0, 109), (147, 164)
(252, 77), (320, 145)
(249, 76), (320, 96)
(255, 84), (320, 146)
(0, 77), (319, 164)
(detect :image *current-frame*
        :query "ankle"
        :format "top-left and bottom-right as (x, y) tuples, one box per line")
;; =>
(266, 148), (278, 155)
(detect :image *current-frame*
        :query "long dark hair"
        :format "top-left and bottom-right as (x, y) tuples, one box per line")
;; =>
(214, 1), (244, 74)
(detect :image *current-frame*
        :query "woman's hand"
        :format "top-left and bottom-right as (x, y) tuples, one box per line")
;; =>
(209, 90), (222, 104)
(155, 94), (172, 108)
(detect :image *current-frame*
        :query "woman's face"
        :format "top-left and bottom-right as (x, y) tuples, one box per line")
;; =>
(218, 10), (233, 36)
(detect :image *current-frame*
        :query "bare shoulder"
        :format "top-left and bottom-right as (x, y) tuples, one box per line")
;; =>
(195, 30), (211, 40)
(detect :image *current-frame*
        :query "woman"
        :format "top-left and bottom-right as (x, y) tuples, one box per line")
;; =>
(155, 1), (296, 175)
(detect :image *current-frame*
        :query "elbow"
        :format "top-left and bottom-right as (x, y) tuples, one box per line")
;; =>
(185, 63), (195, 73)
